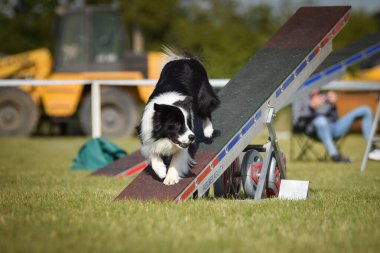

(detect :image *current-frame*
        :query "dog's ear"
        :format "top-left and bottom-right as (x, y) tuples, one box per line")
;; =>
(182, 97), (193, 112)
(175, 97), (193, 110)
(154, 103), (163, 112)
(183, 97), (193, 107)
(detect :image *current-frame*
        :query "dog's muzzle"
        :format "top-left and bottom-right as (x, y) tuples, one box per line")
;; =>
(178, 143), (190, 148)
(174, 134), (195, 149)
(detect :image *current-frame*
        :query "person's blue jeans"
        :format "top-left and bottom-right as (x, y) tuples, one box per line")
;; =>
(313, 106), (372, 156)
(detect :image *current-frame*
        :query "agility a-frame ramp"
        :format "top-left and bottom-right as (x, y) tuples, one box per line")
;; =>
(112, 7), (352, 202)
(92, 12), (380, 181)
(93, 33), (380, 179)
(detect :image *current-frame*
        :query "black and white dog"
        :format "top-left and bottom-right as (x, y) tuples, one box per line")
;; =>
(137, 50), (220, 185)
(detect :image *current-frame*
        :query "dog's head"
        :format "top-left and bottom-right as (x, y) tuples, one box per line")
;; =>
(152, 103), (195, 148)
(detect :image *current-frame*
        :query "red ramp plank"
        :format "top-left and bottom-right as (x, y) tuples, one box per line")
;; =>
(115, 151), (217, 201)
(90, 150), (146, 177)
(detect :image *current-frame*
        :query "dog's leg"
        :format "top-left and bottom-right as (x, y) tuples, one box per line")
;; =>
(164, 149), (193, 185)
(164, 166), (180, 185)
(203, 117), (214, 138)
(151, 154), (167, 179)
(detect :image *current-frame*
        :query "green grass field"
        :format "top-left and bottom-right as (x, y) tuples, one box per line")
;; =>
(0, 135), (379, 253)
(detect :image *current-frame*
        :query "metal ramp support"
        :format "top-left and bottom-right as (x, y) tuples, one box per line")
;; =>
(253, 108), (286, 200)
(361, 97), (380, 172)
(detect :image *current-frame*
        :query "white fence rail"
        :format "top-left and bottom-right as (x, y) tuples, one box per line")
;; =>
(0, 79), (229, 138)
(0, 79), (378, 138)
(323, 80), (380, 91)
(0, 79), (229, 87)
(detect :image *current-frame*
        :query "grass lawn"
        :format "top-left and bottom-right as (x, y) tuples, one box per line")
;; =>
(0, 134), (379, 253)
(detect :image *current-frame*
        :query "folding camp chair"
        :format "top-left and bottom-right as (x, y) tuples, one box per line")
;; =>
(290, 125), (346, 161)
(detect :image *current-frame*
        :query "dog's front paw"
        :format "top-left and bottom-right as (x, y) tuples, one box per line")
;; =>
(163, 169), (180, 185)
(203, 118), (214, 138)
(203, 124), (214, 138)
(152, 163), (167, 179)
(163, 175), (179, 185)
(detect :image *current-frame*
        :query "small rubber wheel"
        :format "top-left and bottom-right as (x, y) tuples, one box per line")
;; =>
(0, 88), (39, 136)
(213, 158), (241, 198)
(267, 152), (286, 197)
(241, 149), (263, 199)
(79, 87), (138, 137)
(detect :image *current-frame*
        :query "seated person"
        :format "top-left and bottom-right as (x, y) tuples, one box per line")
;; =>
(292, 90), (380, 162)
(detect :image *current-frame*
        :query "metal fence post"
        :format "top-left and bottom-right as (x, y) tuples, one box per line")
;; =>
(91, 81), (101, 138)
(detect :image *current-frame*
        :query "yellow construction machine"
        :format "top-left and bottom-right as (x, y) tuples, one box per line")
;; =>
(0, 5), (166, 136)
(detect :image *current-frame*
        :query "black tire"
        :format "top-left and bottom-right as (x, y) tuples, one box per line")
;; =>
(213, 159), (241, 198)
(79, 87), (138, 137)
(0, 88), (39, 136)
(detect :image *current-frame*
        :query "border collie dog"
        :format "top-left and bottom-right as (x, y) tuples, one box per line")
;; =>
(137, 51), (220, 185)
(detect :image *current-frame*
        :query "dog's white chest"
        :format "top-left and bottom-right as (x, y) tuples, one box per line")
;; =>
(152, 138), (178, 156)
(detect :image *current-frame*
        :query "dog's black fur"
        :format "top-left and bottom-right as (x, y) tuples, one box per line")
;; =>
(136, 55), (220, 184)
(151, 58), (219, 129)
(137, 58), (220, 143)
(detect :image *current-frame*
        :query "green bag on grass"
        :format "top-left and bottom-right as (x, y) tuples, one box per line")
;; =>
(71, 138), (127, 170)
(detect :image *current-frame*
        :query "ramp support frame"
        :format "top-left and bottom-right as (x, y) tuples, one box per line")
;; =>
(361, 97), (380, 172)
(245, 107), (287, 201)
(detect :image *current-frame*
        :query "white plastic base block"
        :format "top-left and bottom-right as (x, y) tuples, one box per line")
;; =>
(279, 180), (310, 200)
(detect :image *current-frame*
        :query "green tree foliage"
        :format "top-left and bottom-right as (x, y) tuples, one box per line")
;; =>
(120, 0), (179, 50)
(0, 0), (378, 78)
(165, 1), (282, 77)
(334, 11), (378, 50)
(0, 0), (117, 54)
(0, 0), (57, 53)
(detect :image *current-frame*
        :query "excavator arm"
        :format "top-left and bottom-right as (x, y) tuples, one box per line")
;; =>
(0, 48), (52, 79)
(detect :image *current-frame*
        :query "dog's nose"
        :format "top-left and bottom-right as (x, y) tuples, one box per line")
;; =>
(188, 134), (195, 142)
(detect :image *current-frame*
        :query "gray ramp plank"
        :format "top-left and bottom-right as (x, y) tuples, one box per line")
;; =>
(314, 33), (380, 74)
(289, 32), (380, 103)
